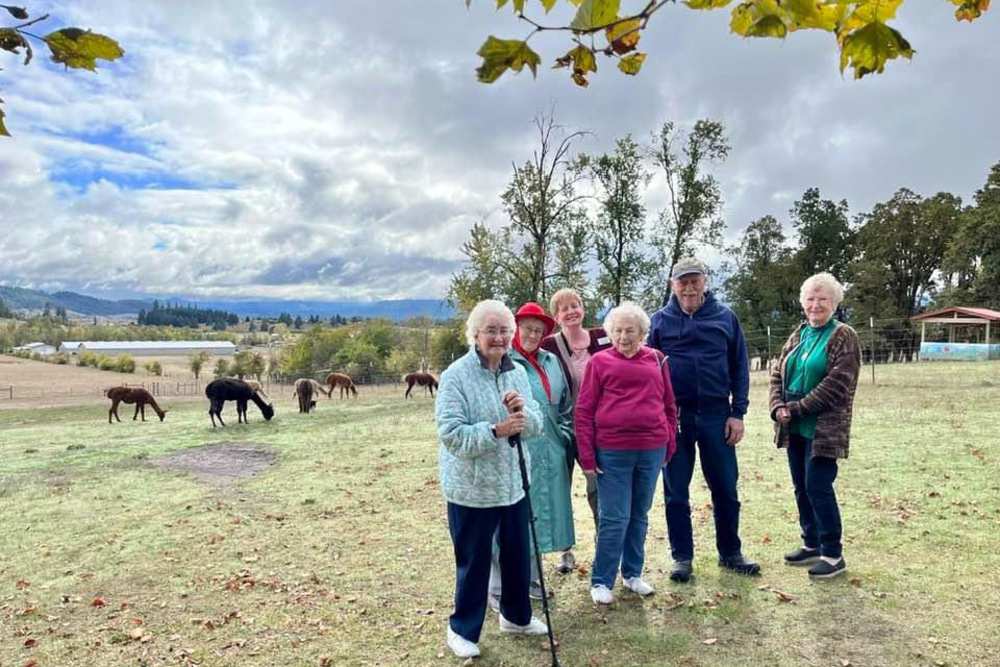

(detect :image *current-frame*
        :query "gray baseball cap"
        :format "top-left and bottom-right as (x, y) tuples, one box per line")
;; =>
(670, 257), (708, 280)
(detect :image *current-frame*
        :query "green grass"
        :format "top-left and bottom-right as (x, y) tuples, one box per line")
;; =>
(2, 364), (999, 666)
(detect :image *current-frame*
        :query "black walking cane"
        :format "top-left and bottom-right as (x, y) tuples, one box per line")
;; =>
(509, 430), (561, 667)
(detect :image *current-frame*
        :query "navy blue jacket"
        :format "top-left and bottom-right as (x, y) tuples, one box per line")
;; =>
(648, 291), (750, 419)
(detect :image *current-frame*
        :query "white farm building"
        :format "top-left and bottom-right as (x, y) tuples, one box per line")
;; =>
(13, 342), (58, 356)
(59, 341), (237, 357)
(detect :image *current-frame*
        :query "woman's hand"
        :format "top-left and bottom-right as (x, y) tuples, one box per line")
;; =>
(502, 390), (525, 413)
(776, 406), (792, 424)
(494, 412), (526, 438)
(582, 467), (603, 478)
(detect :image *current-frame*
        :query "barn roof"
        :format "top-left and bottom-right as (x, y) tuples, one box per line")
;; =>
(76, 341), (237, 350)
(911, 306), (1000, 322)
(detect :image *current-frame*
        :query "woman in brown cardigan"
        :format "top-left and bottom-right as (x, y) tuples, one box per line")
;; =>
(769, 273), (860, 579)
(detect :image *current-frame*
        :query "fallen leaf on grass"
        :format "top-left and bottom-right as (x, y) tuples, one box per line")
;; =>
(841, 659), (851, 666)
(91, 596), (107, 607)
(773, 589), (797, 603)
(319, 658), (333, 667)
(703, 638), (718, 645)
(24, 637), (38, 647)
(16, 579), (31, 589)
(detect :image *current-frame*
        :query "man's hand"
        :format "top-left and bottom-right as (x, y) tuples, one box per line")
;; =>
(725, 417), (745, 446)
(775, 406), (792, 424)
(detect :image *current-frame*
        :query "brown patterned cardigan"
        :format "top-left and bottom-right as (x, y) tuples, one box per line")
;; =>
(768, 321), (861, 459)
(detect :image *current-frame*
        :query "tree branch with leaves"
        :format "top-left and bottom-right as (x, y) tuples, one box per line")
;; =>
(466, 0), (991, 87)
(0, 4), (123, 136)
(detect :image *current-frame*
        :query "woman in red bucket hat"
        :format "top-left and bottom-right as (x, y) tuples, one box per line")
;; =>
(487, 301), (576, 608)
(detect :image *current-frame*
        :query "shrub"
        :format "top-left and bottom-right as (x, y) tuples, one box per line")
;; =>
(52, 353), (69, 365)
(98, 355), (117, 371)
(144, 360), (163, 376)
(116, 355), (136, 373)
(78, 351), (98, 367)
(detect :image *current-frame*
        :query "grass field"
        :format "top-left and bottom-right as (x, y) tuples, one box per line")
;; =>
(2, 362), (999, 666)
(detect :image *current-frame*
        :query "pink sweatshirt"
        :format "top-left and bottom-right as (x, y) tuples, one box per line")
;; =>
(574, 346), (678, 471)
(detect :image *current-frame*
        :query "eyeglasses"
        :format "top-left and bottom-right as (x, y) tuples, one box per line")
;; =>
(481, 327), (512, 338)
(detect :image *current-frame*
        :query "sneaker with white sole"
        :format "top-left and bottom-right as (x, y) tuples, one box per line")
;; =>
(623, 576), (655, 596)
(808, 557), (846, 579)
(529, 581), (553, 600)
(557, 550), (576, 574)
(498, 613), (548, 635)
(446, 626), (480, 658)
(590, 584), (614, 605)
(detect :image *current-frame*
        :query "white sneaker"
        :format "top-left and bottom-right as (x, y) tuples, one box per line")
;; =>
(623, 576), (655, 596)
(498, 613), (548, 635)
(446, 626), (480, 658)
(590, 584), (614, 605)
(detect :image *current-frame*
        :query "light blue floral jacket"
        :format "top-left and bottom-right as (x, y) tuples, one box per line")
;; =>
(436, 346), (543, 508)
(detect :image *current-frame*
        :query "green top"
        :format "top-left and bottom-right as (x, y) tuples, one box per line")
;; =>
(785, 319), (837, 439)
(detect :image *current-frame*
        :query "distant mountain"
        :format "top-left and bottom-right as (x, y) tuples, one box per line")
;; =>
(0, 285), (455, 321)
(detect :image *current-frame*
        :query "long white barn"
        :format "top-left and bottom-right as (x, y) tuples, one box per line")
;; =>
(59, 341), (237, 357)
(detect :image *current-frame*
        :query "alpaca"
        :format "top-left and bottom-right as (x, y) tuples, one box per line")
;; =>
(292, 378), (329, 413)
(325, 372), (358, 399)
(205, 378), (275, 427)
(404, 372), (438, 398)
(244, 379), (269, 400)
(106, 386), (167, 424)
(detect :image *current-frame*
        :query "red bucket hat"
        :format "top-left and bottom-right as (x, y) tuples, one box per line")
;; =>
(514, 302), (556, 336)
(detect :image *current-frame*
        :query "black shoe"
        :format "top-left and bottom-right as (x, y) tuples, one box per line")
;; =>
(784, 546), (821, 567)
(719, 554), (761, 576)
(669, 559), (693, 583)
(808, 557), (846, 579)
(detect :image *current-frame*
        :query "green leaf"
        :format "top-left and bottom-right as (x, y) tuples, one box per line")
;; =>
(951, 0), (991, 22)
(606, 17), (641, 54)
(570, 0), (620, 31)
(475, 36), (542, 83)
(684, 0), (733, 8)
(617, 52), (646, 75)
(839, 21), (914, 79)
(44, 28), (124, 71)
(539, 0), (559, 11)
(730, 3), (787, 38)
(1, 4), (28, 20)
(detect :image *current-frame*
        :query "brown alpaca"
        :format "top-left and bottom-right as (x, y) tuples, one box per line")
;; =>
(404, 372), (438, 398)
(293, 378), (330, 413)
(325, 372), (358, 399)
(105, 386), (167, 424)
(245, 379), (269, 400)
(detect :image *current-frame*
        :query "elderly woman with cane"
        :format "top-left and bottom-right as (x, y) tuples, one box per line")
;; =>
(436, 299), (550, 658)
(488, 302), (576, 608)
(575, 301), (678, 604)
(769, 273), (860, 579)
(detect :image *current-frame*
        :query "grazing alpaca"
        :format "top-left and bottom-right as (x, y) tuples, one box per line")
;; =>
(205, 378), (275, 427)
(245, 379), (269, 400)
(325, 372), (358, 399)
(293, 378), (329, 413)
(106, 386), (167, 424)
(404, 372), (438, 398)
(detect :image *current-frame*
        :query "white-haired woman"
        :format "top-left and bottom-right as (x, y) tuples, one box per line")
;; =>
(436, 299), (548, 658)
(575, 301), (678, 604)
(769, 273), (861, 579)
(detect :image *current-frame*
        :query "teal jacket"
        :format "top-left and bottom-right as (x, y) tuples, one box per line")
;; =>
(436, 347), (543, 508)
(510, 347), (576, 552)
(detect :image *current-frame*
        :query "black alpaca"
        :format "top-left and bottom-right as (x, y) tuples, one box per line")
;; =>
(205, 378), (275, 427)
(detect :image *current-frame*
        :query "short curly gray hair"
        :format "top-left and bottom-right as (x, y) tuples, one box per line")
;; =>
(800, 272), (845, 308)
(465, 299), (516, 347)
(602, 301), (650, 337)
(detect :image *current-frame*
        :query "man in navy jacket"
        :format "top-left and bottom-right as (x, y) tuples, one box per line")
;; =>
(648, 257), (759, 581)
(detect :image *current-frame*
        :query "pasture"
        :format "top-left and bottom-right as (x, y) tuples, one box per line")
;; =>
(1, 361), (998, 666)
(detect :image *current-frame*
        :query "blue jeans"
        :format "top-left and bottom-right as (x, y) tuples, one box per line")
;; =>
(447, 498), (532, 642)
(592, 447), (666, 589)
(663, 408), (742, 561)
(786, 433), (842, 558)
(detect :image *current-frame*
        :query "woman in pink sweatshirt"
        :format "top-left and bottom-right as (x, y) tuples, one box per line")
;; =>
(576, 301), (678, 605)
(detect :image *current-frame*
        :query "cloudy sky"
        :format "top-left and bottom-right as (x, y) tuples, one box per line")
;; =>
(1, 1), (997, 302)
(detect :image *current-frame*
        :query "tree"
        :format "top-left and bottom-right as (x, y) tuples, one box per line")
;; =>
(584, 134), (654, 308)
(1, 5), (124, 136)
(723, 215), (799, 338)
(789, 187), (855, 280)
(213, 358), (231, 379)
(648, 119), (729, 305)
(467, 1), (991, 87)
(0, 297), (12, 319)
(449, 112), (590, 310)
(848, 189), (962, 321)
(189, 351), (209, 380)
(293, 315), (304, 329)
(941, 162), (1000, 309)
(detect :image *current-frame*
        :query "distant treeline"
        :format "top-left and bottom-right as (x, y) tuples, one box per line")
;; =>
(138, 301), (239, 330)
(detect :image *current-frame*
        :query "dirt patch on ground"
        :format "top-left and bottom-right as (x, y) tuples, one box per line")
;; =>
(153, 442), (278, 485)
